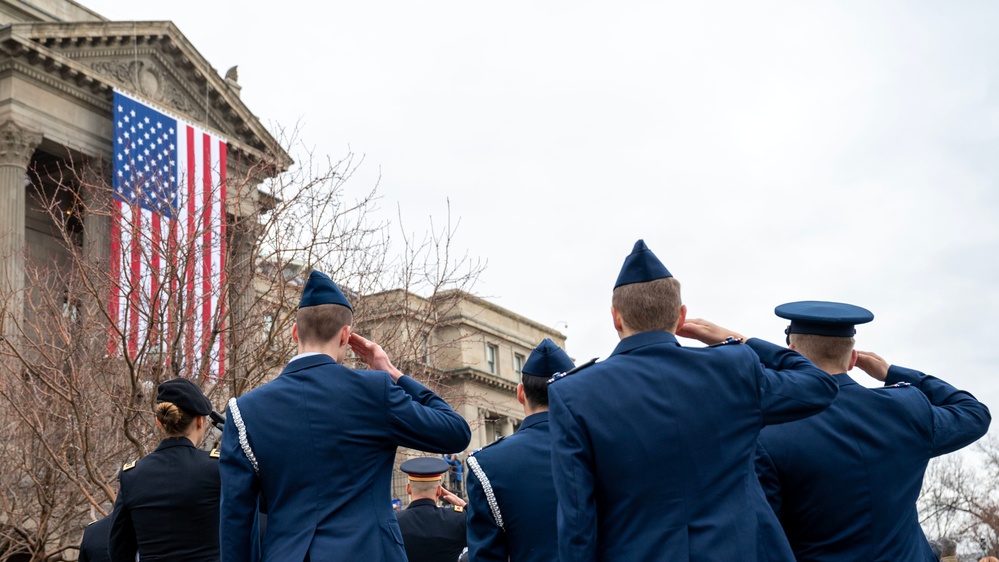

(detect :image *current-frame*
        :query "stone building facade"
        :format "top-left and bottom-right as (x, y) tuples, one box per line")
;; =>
(357, 289), (569, 501)
(0, 0), (288, 343)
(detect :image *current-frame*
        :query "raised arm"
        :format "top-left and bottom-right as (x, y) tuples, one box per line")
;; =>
(856, 351), (992, 457)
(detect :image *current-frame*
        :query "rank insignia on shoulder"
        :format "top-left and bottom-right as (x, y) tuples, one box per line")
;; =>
(210, 448), (220, 459)
(122, 460), (136, 471)
(547, 357), (599, 385)
(453, 505), (464, 512)
(887, 382), (912, 388)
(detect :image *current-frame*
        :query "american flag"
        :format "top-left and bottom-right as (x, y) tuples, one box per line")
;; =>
(109, 89), (227, 379)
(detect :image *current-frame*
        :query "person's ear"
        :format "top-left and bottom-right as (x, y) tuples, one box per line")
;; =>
(674, 304), (687, 332)
(612, 306), (624, 333)
(516, 383), (526, 406)
(406, 483), (412, 496)
(848, 349), (858, 370)
(292, 322), (300, 344)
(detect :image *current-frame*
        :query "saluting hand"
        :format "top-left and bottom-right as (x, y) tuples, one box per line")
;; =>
(440, 487), (466, 508)
(676, 318), (746, 346)
(853, 350), (890, 382)
(349, 333), (404, 382)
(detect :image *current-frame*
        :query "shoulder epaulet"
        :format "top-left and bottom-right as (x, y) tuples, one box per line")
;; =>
(452, 505), (464, 513)
(547, 357), (599, 385)
(210, 447), (220, 459)
(122, 460), (136, 472)
(885, 381), (912, 389)
(470, 436), (505, 456)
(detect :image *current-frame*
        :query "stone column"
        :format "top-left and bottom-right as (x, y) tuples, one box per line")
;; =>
(500, 416), (515, 438)
(0, 120), (42, 339)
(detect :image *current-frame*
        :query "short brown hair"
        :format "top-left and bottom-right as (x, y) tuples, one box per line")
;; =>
(612, 277), (682, 333)
(790, 334), (854, 371)
(296, 303), (353, 345)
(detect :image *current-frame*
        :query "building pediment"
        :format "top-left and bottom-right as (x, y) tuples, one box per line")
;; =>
(0, 21), (290, 170)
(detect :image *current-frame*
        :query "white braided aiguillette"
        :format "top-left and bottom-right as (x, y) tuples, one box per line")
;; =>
(467, 455), (504, 531)
(228, 397), (259, 476)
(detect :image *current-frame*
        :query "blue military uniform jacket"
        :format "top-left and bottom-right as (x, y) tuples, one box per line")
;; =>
(755, 363), (991, 562)
(396, 498), (467, 562)
(547, 332), (839, 562)
(465, 411), (558, 562)
(108, 437), (221, 561)
(219, 354), (471, 562)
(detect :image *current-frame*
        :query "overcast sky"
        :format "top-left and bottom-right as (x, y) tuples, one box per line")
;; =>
(85, 0), (999, 426)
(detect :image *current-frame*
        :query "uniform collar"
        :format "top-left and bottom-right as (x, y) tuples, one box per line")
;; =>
(282, 353), (335, 375)
(832, 372), (858, 386)
(518, 411), (549, 431)
(610, 331), (680, 357)
(407, 498), (439, 509)
(155, 436), (196, 451)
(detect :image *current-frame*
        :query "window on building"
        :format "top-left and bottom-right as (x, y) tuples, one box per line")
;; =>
(514, 353), (525, 377)
(486, 344), (498, 374)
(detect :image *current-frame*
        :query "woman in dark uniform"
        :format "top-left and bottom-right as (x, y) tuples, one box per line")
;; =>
(109, 378), (220, 561)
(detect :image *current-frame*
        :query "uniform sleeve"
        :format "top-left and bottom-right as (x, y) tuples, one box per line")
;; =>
(745, 338), (839, 425)
(465, 456), (508, 562)
(386, 374), (472, 453)
(754, 439), (782, 519)
(885, 365), (992, 457)
(219, 402), (260, 562)
(548, 385), (598, 562)
(77, 530), (91, 562)
(108, 475), (137, 562)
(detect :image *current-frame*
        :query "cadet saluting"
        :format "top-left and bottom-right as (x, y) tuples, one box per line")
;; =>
(547, 239), (840, 561)
(108, 378), (220, 561)
(465, 338), (575, 562)
(219, 271), (471, 561)
(396, 457), (468, 562)
(755, 301), (991, 561)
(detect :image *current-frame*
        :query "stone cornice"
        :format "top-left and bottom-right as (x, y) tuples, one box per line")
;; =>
(0, 22), (291, 173)
(443, 368), (518, 392)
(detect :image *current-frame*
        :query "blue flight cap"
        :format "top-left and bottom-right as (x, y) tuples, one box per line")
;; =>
(614, 239), (673, 288)
(299, 270), (352, 311)
(775, 301), (874, 340)
(522, 338), (575, 378)
(400, 457), (451, 481)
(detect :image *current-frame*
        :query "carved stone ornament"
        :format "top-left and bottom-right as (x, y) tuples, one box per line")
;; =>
(90, 60), (194, 114)
(0, 121), (42, 168)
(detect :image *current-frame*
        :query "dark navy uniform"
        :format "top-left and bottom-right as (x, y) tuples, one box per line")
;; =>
(108, 437), (221, 561)
(396, 498), (467, 562)
(79, 515), (111, 562)
(756, 301), (991, 561)
(466, 412), (557, 562)
(547, 240), (839, 561)
(465, 338), (574, 562)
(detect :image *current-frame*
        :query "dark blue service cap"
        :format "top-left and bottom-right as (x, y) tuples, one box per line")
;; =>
(522, 338), (575, 378)
(775, 300), (874, 338)
(614, 239), (673, 288)
(400, 457), (451, 481)
(156, 378), (213, 416)
(299, 270), (352, 311)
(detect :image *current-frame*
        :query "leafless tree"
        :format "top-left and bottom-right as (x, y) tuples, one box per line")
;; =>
(0, 132), (482, 560)
(920, 439), (999, 559)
